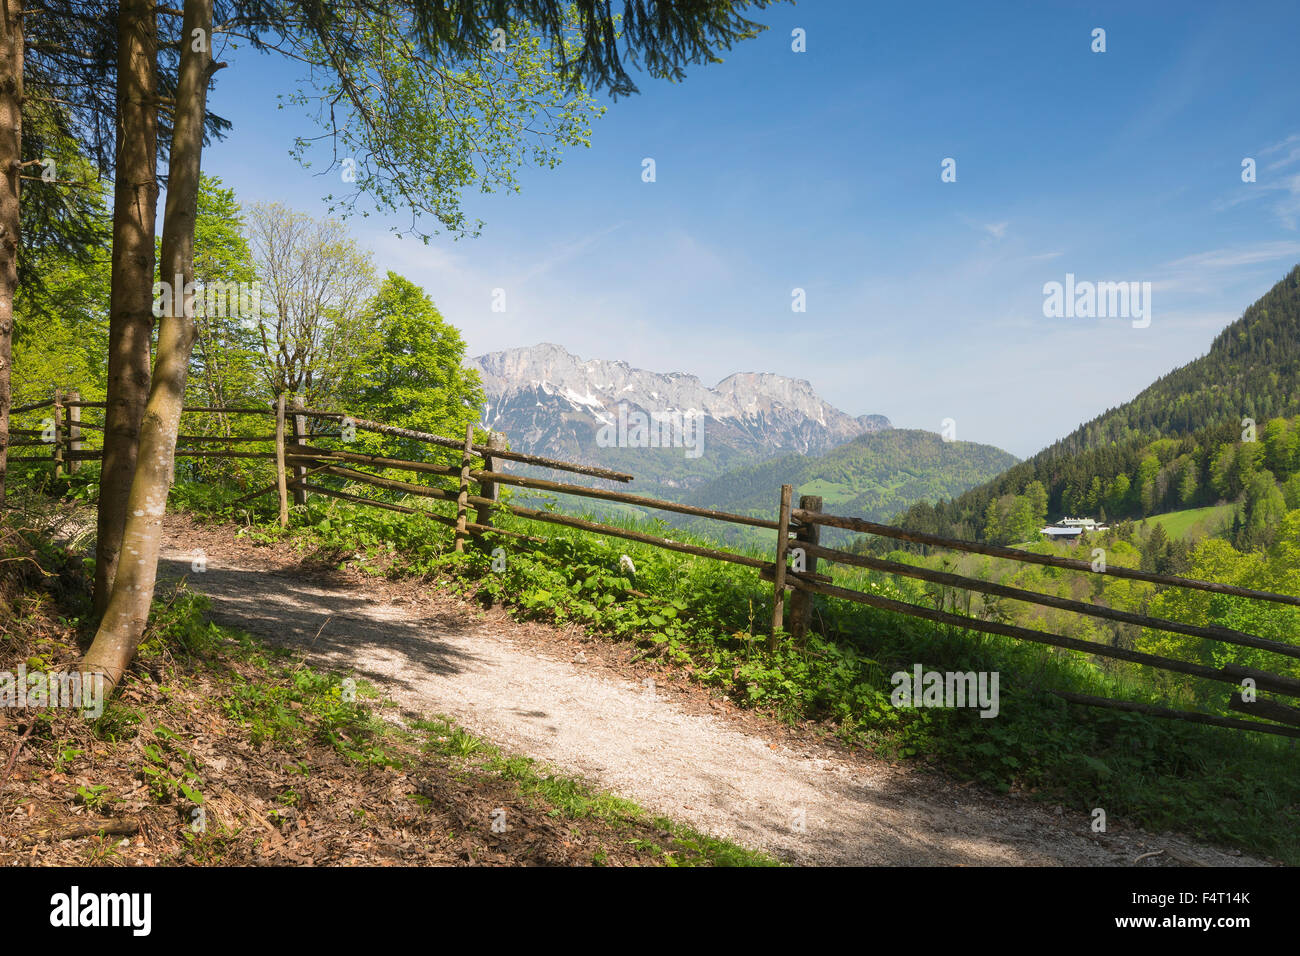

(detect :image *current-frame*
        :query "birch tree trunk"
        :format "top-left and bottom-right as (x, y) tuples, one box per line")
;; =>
(0, 0), (21, 504)
(83, 0), (216, 690)
(94, 0), (159, 613)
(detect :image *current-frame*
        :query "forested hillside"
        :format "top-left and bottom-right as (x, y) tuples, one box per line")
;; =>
(1058, 265), (1300, 451)
(683, 428), (1017, 522)
(897, 266), (1300, 544)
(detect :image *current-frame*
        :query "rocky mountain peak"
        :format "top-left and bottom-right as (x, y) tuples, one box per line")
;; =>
(467, 344), (890, 487)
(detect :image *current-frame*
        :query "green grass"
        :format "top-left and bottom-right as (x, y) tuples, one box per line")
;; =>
(798, 479), (858, 506)
(1149, 502), (1237, 540)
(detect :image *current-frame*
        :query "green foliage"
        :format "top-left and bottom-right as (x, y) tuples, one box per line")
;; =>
(139, 727), (206, 806)
(219, 666), (394, 766)
(287, 7), (607, 239)
(187, 176), (262, 410)
(339, 271), (485, 461)
(1143, 519), (1300, 707)
(17, 97), (111, 302)
(983, 479), (1048, 545)
(91, 704), (143, 744)
(1240, 470), (1288, 550)
(680, 428), (1018, 545)
(245, 201), (378, 407)
(75, 784), (113, 812)
(12, 224), (111, 408)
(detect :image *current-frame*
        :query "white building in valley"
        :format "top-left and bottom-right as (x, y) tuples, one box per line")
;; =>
(1040, 516), (1109, 539)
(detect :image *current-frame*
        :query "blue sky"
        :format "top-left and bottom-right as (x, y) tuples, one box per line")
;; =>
(200, 0), (1300, 458)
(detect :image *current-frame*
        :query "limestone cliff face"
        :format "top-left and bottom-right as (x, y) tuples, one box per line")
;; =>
(469, 343), (889, 488)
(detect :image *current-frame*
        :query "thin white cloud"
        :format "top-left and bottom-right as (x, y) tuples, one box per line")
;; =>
(1269, 173), (1300, 229)
(1213, 178), (1300, 229)
(955, 214), (1010, 243)
(1159, 241), (1300, 271)
(1215, 135), (1300, 228)
(1261, 132), (1300, 161)
(1261, 132), (1300, 150)
(510, 220), (629, 284)
(1265, 148), (1300, 172)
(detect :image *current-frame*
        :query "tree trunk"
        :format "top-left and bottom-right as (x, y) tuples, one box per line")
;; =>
(95, 0), (159, 613)
(83, 0), (215, 691)
(0, 0), (22, 504)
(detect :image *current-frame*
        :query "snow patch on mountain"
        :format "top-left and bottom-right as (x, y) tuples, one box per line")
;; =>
(469, 343), (890, 475)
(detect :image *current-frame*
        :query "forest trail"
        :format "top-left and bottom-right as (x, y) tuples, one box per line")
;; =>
(158, 520), (1267, 867)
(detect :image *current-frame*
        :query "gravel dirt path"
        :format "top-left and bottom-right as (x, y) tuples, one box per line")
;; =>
(159, 521), (1268, 867)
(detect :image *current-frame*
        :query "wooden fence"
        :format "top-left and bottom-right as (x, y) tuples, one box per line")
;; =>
(779, 500), (1300, 738)
(8, 388), (1300, 739)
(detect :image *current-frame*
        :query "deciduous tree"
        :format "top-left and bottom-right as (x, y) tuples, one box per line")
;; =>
(245, 202), (375, 406)
(340, 271), (485, 460)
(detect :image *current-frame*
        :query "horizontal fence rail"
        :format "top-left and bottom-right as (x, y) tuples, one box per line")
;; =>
(1052, 690), (1300, 739)
(9, 399), (55, 414)
(466, 468), (781, 530)
(6, 393), (283, 472)
(296, 410), (635, 482)
(797, 540), (1300, 662)
(793, 508), (1300, 609)
(782, 492), (1300, 738)
(282, 444), (774, 567)
(780, 571), (1300, 698)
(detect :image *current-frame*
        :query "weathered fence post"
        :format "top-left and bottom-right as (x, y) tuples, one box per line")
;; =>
(770, 483), (793, 651)
(476, 431), (506, 531)
(52, 388), (65, 478)
(789, 494), (822, 646)
(455, 422), (474, 552)
(65, 389), (81, 474)
(290, 393), (307, 506)
(274, 392), (289, 527)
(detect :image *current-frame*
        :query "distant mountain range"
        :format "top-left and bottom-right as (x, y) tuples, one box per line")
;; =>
(467, 344), (1019, 534)
(471, 343), (891, 495)
(467, 266), (1300, 547)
